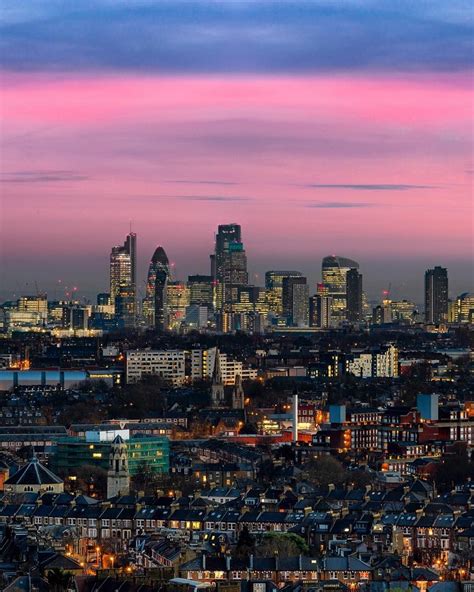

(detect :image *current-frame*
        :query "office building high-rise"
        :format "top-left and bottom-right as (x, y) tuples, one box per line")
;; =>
(449, 292), (474, 324)
(166, 281), (190, 331)
(143, 246), (169, 330)
(188, 275), (214, 311)
(346, 268), (363, 323)
(212, 223), (248, 308)
(425, 266), (448, 324)
(310, 294), (332, 328)
(321, 255), (359, 324)
(282, 276), (309, 327)
(265, 271), (302, 316)
(110, 232), (136, 326)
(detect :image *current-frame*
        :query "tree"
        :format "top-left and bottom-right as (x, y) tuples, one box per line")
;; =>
(107, 376), (166, 419)
(256, 532), (309, 557)
(434, 443), (474, 492)
(239, 422), (258, 435)
(302, 455), (347, 487)
(235, 525), (255, 559)
(131, 461), (160, 495)
(58, 400), (106, 425)
(46, 568), (74, 592)
(347, 469), (375, 488)
(74, 465), (107, 497)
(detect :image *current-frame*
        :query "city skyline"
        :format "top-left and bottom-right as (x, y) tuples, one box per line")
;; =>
(1, 1), (472, 302)
(0, 224), (471, 305)
(0, 223), (471, 306)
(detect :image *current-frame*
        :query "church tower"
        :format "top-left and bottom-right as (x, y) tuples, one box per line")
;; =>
(232, 374), (245, 410)
(107, 435), (130, 499)
(211, 348), (225, 407)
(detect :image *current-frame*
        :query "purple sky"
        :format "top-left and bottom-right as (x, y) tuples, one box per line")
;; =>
(0, 2), (472, 303)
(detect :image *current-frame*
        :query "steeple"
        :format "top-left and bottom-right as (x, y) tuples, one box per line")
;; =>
(232, 374), (245, 410)
(107, 435), (130, 499)
(211, 348), (225, 407)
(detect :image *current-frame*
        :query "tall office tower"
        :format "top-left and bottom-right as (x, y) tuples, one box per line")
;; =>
(321, 255), (359, 324)
(265, 271), (302, 316)
(282, 276), (309, 327)
(110, 232), (137, 323)
(449, 293), (474, 323)
(346, 268), (363, 323)
(188, 275), (214, 311)
(142, 246), (170, 329)
(425, 266), (448, 324)
(166, 281), (190, 331)
(212, 223), (248, 307)
(115, 285), (136, 328)
(310, 294), (332, 328)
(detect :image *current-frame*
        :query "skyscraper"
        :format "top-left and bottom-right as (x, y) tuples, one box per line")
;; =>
(212, 223), (248, 308)
(346, 268), (363, 323)
(166, 281), (190, 331)
(110, 232), (136, 327)
(143, 246), (169, 330)
(321, 255), (359, 324)
(188, 275), (214, 311)
(265, 270), (302, 316)
(310, 294), (332, 328)
(282, 276), (309, 327)
(425, 266), (448, 324)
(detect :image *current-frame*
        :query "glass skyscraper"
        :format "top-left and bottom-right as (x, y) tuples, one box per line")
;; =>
(143, 246), (170, 330)
(212, 223), (248, 309)
(110, 232), (136, 327)
(425, 266), (448, 324)
(321, 255), (359, 324)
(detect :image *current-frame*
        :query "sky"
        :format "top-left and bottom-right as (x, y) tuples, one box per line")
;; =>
(0, 1), (473, 304)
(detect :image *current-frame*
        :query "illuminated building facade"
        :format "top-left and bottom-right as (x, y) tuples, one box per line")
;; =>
(166, 281), (190, 330)
(321, 255), (359, 324)
(265, 270), (302, 316)
(282, 276), (309, 327)
(188, 275), (214, 311)
(310, 294), (332, 328)
(50, 435), (169, 476)
(425, 266), (448, 324)
(110, 232), (136, 325)
(126, 350), (185, 385)
(390, 300), (417, 324)
(449, 292), (474, 323)
(212, 224), (248, 309)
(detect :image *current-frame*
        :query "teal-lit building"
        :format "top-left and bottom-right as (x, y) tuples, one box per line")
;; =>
(50, 434), (169, 476)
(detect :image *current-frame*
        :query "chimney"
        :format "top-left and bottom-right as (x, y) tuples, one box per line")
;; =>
(202, 553), (206, 570)
(226, 553), (231, 572)
(249, 554), (254, 571)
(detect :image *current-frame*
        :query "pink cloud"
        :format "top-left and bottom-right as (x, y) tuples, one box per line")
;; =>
(1, 72), (472, 298)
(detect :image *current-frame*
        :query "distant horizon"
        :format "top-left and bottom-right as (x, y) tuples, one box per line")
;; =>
(1, 225), (471, 306)
(1, 2), (472, 303)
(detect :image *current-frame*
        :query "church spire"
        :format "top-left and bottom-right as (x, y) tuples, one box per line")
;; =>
(211, 347), (225, 407)
(232, 374), (245, 410)
(107, 435), (130, 499)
